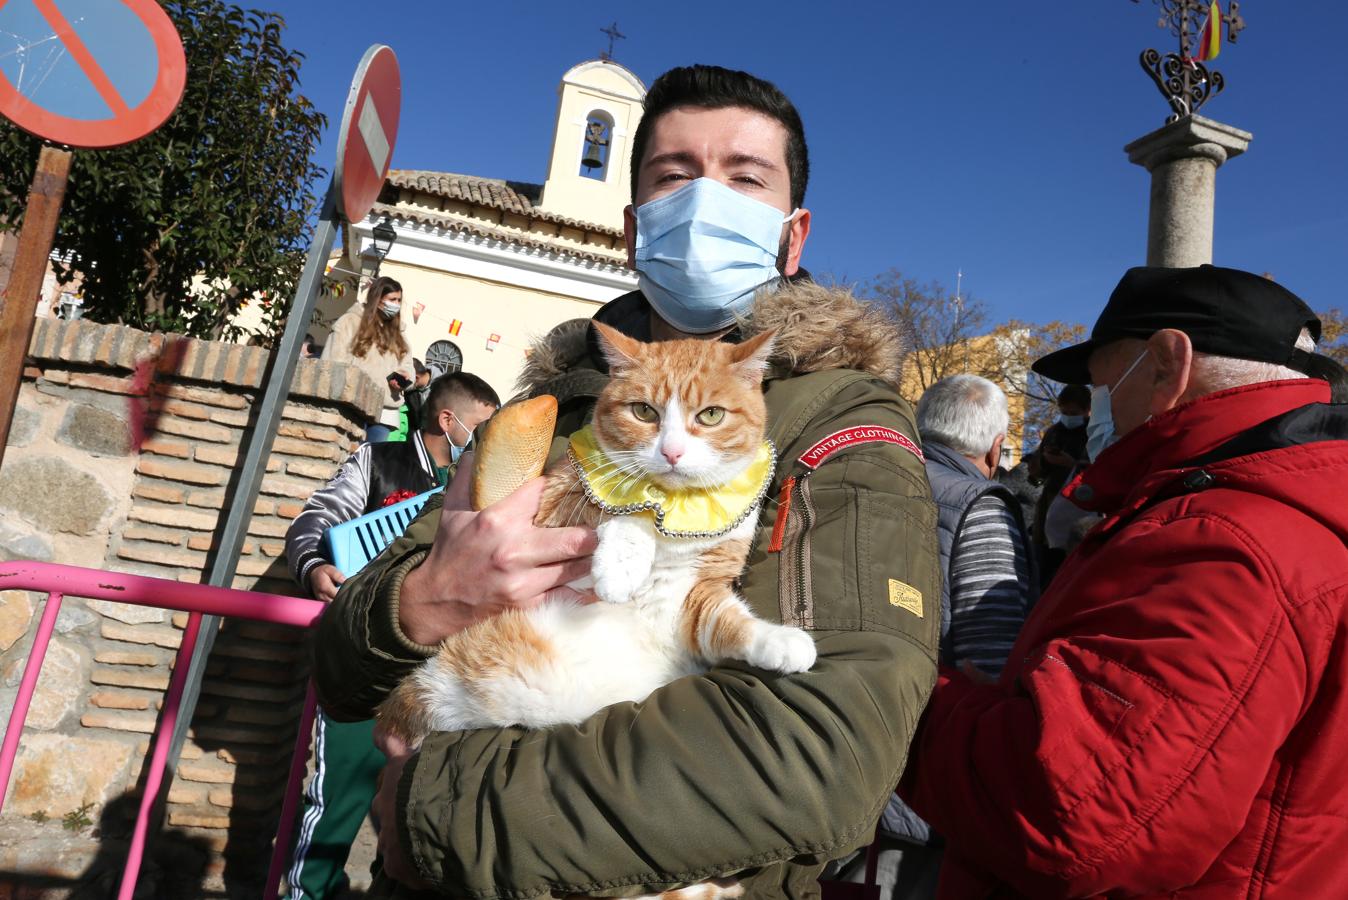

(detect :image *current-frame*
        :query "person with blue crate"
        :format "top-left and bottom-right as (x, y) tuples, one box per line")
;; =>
(282, 370), (499, 899)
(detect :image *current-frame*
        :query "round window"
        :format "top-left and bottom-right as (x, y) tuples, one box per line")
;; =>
(425, 340), (463, 374)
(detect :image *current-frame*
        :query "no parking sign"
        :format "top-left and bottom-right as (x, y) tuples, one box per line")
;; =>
(0, 0), (187, 148)
(0, 0), (188, 466)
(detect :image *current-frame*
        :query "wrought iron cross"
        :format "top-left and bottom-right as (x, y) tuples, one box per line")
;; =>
(599, 21), (626, 61)
(1132, 0), (1246, 123)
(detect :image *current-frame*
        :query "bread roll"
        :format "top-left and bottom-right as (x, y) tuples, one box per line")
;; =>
(469, 395), (558, 511)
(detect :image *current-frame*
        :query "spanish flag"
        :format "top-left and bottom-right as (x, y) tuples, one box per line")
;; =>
(448, 319), (463, 336)
(1196, 1), (1221, 61)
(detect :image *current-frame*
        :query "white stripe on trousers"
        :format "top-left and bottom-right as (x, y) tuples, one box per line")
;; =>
(286, 712), (329, 899)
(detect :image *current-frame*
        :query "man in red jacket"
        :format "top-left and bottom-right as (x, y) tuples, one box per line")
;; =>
(901, 264), (1348, 898)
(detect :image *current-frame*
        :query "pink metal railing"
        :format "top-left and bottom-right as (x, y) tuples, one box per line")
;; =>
(0, 560), (325, 899)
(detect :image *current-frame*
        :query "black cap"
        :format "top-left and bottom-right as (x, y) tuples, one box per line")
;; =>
(1033, 265), (1321, 384)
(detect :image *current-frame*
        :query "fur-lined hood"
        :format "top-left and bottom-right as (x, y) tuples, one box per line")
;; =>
(516, 282), (905, 397)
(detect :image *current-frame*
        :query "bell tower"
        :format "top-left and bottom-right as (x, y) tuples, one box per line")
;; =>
(537, 60), (646, 232)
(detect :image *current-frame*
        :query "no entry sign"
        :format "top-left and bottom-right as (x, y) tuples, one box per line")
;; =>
(0, 0), (187, 148)
(333, 44), (401, 224)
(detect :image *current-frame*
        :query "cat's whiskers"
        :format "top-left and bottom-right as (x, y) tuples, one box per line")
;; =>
(611, 466), (652, 497)
(567, 493), (591, 528)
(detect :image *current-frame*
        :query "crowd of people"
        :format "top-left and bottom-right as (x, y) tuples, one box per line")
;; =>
(279, 63), (1348, 900)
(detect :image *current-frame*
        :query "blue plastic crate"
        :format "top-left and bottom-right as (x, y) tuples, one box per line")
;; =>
(323, 487), (440, 577)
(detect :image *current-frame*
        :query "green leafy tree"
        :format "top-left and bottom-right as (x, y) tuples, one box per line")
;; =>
(0, 1), (326, 341)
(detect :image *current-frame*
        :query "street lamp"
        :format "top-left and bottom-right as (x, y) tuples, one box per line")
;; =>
(370, 215), (397, 277)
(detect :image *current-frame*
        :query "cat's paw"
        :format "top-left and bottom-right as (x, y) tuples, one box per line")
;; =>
(592, 559), (643, 604)
(745, 625), (817, 674)
(592, 520), (653, 604)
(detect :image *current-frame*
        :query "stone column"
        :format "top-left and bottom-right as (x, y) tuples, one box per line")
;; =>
(1125, 115), (1252, 268)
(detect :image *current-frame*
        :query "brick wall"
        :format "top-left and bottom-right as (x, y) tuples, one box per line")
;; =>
(0, 318), (383, 889)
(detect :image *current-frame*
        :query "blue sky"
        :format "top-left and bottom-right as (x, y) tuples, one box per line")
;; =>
(262, 1), (1348, 327)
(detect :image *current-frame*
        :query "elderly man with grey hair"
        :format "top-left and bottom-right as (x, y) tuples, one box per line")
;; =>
(917, 374), (1037, 677)
(900, 265), (1348, 898)
(845, 374), (1035, 899)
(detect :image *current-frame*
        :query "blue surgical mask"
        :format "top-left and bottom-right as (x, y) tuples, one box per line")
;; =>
(379, 301), (401, 319)
(634, 178), (796, 334)
(1059, 414), (1086, 429)
(1086, 349), (1150, 462)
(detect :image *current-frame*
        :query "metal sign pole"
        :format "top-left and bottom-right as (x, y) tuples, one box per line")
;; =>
(157, 181), (339, 791)
(0, 146), (72, 470)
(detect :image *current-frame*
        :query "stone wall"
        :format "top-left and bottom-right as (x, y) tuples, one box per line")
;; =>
(0, 317), (382, 891)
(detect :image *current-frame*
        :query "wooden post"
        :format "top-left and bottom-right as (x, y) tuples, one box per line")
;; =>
(0, 145), (71, 469)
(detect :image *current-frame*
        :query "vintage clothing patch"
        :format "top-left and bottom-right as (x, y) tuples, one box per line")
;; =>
(799, 426), (924, 469)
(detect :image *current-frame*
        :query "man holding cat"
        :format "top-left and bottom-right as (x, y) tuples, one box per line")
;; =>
(314, 65), (942, 898)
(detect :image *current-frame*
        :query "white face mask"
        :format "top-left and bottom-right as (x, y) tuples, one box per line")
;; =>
(445, 412), (472, 463)
(1059, 414), (1086, 429)
(1086, 349), (1150, 463)
(379, 301), (401, 319)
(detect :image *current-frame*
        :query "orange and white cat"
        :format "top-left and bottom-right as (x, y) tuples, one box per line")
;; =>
(377, 323), (816, 897)
(379, 322), (815, 737)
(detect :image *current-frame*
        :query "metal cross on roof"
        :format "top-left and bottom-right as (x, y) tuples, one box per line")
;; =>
(1131, 0), (1247, 123)
(599, 21), (626, 61)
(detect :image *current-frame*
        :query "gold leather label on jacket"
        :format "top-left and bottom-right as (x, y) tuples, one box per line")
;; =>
(888, 579), (924, 618)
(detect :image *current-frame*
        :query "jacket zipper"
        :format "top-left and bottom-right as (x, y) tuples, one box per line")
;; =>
(791, 476), (815, 627)
(769, 474), (815, 627)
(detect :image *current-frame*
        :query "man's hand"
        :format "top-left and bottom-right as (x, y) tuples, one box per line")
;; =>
(372, 725), (431, 890)
(398, 475), (598, 646)
(308, 563), (346, 603)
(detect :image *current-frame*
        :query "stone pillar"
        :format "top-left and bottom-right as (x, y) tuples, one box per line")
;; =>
(1125, 115), (1252, 268)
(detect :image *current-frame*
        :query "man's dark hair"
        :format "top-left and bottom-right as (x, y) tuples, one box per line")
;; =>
(631, 65), (809, 211)
(1057, 384), (1091, 409)
(425, 371), (500, 429)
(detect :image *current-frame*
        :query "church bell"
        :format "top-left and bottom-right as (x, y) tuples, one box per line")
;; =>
(581, 119), (609, 171)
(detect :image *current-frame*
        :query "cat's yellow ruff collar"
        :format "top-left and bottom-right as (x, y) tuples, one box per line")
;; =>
(567, 425), (776, 538)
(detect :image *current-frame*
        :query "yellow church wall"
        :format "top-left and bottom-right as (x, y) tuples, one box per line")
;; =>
(374, 258), (603, 402)
(897, 332), (1029, 465)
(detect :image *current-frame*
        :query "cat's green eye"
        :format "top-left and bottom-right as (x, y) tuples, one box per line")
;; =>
(696, 407), (726, 426)
(630, 402), (660, 423)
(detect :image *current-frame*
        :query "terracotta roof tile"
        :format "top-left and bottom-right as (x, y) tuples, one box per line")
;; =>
(387, 169), (623, 238)
(371, 201), (631, 270)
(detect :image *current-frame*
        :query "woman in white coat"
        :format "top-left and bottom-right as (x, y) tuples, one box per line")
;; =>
(322, 276), (415, 442)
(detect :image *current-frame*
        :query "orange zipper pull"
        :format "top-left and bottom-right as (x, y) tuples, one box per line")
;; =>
(768, 476), (796, 553)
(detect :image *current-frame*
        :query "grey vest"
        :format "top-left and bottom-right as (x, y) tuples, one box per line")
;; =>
(924, 440), (1021, 661)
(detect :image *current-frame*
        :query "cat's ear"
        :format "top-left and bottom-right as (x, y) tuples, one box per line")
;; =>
(727, 328), (778, 385)
(592, 321), (643, 373)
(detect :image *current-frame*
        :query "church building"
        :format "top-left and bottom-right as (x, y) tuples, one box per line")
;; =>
(316, 59), (646, 400)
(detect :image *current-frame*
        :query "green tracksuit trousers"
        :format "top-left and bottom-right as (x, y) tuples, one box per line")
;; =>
(286, 712), (384, 899)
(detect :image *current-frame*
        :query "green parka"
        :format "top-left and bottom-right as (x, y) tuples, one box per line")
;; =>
(312, 281), (941, 899)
